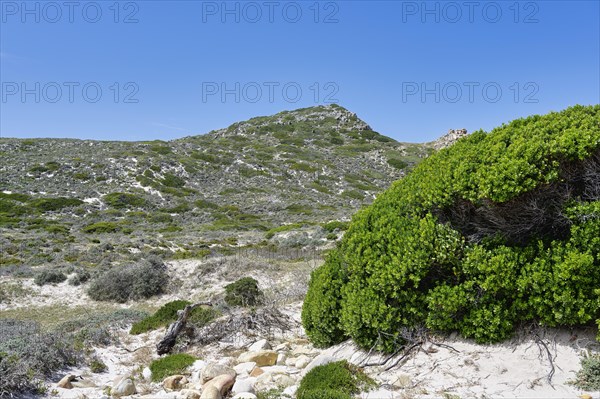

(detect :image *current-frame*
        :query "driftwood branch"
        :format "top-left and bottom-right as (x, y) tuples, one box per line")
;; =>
(156, 302), (212, 355)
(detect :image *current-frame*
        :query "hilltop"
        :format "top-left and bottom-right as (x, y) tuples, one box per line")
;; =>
(0, 104), (440, 270)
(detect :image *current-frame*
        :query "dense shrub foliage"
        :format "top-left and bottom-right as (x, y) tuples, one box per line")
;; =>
(302, 105), (600, 351)
(149, 353), (196, 382)
(87, 257), (168, 303)
(296, 360), (374, 399)
(225, 277), (263, 307)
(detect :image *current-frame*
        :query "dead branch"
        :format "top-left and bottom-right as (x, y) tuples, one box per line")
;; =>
(156, 301), (212, 355)
(532, 328), (556, 385)
(192, 305), (297, 346)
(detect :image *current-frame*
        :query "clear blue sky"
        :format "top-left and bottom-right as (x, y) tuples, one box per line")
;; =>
(1, 0), (598, 142)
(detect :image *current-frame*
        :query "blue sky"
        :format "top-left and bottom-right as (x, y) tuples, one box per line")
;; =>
(1, 0), (599, 142)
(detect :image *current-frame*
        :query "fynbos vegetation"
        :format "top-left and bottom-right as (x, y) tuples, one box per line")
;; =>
(303, 105), (600, 350)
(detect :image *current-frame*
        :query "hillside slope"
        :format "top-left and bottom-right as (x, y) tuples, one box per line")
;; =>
(0, 104), (437, 271)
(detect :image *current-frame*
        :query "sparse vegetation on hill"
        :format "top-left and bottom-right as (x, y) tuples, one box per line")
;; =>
(303, 105), (600, 351)
(0, 105), (434, 275)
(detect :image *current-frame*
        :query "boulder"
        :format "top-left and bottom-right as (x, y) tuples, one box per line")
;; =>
(237, 351), (278, 367)
(232, 378), (256, 395)
(276, 353), (286, 365)
(200, 385), (221, 399)
(291, 345), (315, 356)
(283, 385), (298, 397)
(234, 362), (256, 375)
(112, 377), (136, 397)
(254, 373), (275, 392)
(274, 342), (290, 351)
(142, 367), (152, 382)
(57, 374), (78, 389)
(285, 357), (297, 367)
(249, 367), (264, 377)
(294, 355), (311, 369)
(164, 375), (188, 391)
(202, 363), (236, 384)
(302, 355), (337, 376)
(273, 374), (295, 388)
(180, 389), (202, 399)
(248, 339), (271, 352)
(232, 394), (257, 399)
(202, 374), (236, 399)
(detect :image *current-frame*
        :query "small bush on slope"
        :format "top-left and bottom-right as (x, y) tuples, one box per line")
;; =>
(34, 269), (67, 286)
(302, 105), (600, 351)
(149, 353), (196, 382)
(296, 360), (375, 399)
(572, 354), (600, 390)
(88, 257), (168, 303)
(225, 277), (263, 307)
(131, 300), (191, 335)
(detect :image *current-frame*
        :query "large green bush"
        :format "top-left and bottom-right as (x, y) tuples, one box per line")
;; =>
(302, 105), (600, 351)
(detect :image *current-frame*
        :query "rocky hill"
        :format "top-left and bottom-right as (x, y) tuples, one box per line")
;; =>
(2, 105), (595, 399)
(0, 104), (443, 271)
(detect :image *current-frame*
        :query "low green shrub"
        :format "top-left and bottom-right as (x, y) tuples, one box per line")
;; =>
(225, 277), (263, 307)
(296, 360), (375, 399)
(149, 353), (196, 382)
(321, 221), (349, 233)
(265, 223), (306, 239)
(130, 300), (191, 335)
(34, 269), (67, 286)
(103, 192), (146, 209)
(188, 306), (220, 327)
(68, 269), (90, 286)
(29, 197), (83, 212)
(87, 257), (168, 303)
(387, 158), (408, 169)
(161, 173), (186, 188)
(195, 199), (219, 210)
(90, 357), (107, 373)
(571, 354), (600, 390)
(83, 222), (120, 234)
(256, 388), (290, 399)
(150, 145), (172, 154)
